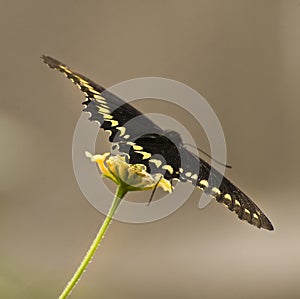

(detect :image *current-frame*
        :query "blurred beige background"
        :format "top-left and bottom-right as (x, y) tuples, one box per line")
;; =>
(1, 1), (299, 298)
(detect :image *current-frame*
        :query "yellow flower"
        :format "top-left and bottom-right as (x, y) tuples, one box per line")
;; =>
(85, 151), (172, 193)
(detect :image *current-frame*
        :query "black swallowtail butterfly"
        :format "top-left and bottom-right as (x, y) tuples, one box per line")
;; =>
(42, 55), (273, 231)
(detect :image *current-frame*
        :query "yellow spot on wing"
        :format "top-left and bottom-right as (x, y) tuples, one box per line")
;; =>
(149, 159), (162, 168)
(91, 89), (101, 95)
(135, 151), (152, 160)
(212, 187), (221, 195)
(60, 65), (71, 73)
(106, 120), (119, 127)
(191, 174), (198, 180)
(117, 127), (126, 136)
(103, 114), (113, 119)
(82, 83), (101, 94)
(95, 100), (106, 105)
(224, 193), (232, 201)
(253, 213), (259, 219)
(199, 180), (209, 188)
(234, 200), (241, 207)
(133, 145), (143, 151)
(244, 208), (250, 214)
(185, 172), (192, 177)
(83, 82), (94, 89)
(94, 95), (106, 102)
(97, 106), (110, 114)
(162, 165), (174, 174)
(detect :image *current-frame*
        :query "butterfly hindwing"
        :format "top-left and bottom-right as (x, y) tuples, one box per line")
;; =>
(178, 149), (273, 230)
(119, 133), (273, 230)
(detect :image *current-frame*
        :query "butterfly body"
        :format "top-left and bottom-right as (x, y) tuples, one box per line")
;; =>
(42, 55), (274, 231)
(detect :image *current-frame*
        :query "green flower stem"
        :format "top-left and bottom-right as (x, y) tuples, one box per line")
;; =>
(58, 185), (127, 299)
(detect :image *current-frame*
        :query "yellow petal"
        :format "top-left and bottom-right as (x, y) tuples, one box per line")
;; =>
(157, 177), (173, 193)
(85, 151), (119, 184)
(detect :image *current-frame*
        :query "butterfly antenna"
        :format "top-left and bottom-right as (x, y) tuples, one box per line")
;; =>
(184, 143), (232, 169)
(170, 178), (174, 189)
(147, 176), (163, 206)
